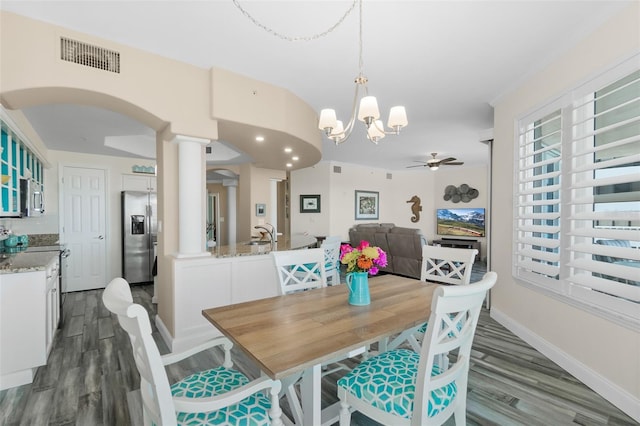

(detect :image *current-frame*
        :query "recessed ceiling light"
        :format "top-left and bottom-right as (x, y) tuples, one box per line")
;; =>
(286, 163), (293, 168)
(284, 147), (292, 153)
(256, 136), (265, 142)
(292, 156), (299, 161)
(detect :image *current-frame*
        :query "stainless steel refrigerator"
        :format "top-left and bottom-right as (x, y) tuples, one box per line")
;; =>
(121, 191), (157, 284)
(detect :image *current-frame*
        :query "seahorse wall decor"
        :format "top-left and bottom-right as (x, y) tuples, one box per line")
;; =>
(406, 195), (422, 223)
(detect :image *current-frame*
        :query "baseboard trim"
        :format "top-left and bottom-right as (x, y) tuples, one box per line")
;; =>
(155, 315), (222, 353)
(490, 307), (640, 423)
(0, 367), (36, 391)
(155, 315), (174, 351)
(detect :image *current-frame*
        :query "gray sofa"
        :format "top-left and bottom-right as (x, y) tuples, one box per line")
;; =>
(348, 223), (427, 279)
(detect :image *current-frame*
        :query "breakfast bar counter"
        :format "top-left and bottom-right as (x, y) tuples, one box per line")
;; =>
(208, 234), (317, 257)
(159, 234), (319, 352)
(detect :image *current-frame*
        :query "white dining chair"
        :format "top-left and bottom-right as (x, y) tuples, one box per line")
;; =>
(271, 248), (363, 425)
(322, 238), (342, 286)
(421, 245), (478, 285)
(324, 235), (342, 244)
(102, 278), (283, 426)
(270, 248), (327, 423)
(337, 272), (497, 426)
(271, 248), (327, 294)
(386, 245), (478, 352)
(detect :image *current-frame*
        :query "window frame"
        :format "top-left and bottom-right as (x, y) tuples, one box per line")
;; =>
(513, 54), (640, 330)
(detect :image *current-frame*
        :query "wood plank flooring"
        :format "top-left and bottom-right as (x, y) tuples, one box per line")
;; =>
(1, 270), (637, 425)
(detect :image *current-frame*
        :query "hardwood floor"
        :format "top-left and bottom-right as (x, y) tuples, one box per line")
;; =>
(1, 273), (636, 426)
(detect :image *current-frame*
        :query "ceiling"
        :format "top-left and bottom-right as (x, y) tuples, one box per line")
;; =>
(0, 1), (630, 171)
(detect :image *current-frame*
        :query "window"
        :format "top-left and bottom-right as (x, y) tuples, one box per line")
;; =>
(515, 60), (639, 326)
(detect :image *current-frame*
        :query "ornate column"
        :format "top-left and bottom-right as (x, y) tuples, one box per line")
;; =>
(270, 179), (279, 241)
(223, 178), (238, 245)
(173, 135), (211, 257)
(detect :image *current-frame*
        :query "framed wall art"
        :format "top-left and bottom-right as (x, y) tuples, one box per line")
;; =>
(355, 190), (379, 220)
(300, 194), (321, 213)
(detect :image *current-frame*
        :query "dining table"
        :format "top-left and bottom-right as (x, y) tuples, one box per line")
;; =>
(202, 273), (439, 426)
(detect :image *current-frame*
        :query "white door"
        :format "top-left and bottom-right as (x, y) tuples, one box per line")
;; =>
(62, 166), (107, 292)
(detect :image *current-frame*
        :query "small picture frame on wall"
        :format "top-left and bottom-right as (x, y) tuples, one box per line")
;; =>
(355, 190), (379, 220)
(300, 194), (321, 213)
(256, 203), (266, 216)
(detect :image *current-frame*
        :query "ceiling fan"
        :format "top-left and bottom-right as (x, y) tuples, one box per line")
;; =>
(407, 153), (464, 170)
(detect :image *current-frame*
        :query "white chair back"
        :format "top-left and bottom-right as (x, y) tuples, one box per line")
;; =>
(271, 248), (327, 294)
(102, 277), (177, 424)
(324, 235), (342, 244)
(413, 271), (497, 424)
(321, 238), (342, 286)
(421, 245), (478, 285)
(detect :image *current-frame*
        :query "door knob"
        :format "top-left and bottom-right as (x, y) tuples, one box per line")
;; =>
(95, 235), (104, 240)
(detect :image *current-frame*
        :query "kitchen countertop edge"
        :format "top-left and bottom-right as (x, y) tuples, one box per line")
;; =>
(209, 235), (318, 258)
(0, 252), (59, 274)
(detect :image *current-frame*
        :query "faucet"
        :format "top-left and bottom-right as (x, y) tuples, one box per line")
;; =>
(254, 224), (275, 245)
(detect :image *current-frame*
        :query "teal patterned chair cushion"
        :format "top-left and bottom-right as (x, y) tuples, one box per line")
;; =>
(337, 349), (457, 419)
(170, 366), (272, 425)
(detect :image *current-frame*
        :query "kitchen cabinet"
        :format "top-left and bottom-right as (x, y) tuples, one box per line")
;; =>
(45, 257), (60, 354)
(0, 255), (59, 390)
(0, 122), (44, 216)
(122, 173), (156, 192)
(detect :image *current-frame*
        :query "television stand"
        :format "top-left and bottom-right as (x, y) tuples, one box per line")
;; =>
(432, 239), (481, 262)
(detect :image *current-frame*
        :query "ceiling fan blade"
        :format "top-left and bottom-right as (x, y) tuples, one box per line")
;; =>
(439, 157), (458, 164)
(412, 160), (428, 164)
(406, 164), (428, 168)
(443, 161), (464, 166)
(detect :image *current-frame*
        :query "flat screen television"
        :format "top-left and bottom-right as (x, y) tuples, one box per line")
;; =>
(437, 208), (485, 237)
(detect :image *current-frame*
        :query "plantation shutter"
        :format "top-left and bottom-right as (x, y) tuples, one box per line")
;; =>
(566, 70), (640, 309)
(515, 108), (563, 286)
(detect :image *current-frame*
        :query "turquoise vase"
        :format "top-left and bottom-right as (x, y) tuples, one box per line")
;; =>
(346, 272), (370, 306)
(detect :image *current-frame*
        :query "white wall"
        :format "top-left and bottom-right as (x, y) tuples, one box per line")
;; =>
(491, 2), (639, 419)
(291, 161), (488, 247)
(290, 162), (332, 237)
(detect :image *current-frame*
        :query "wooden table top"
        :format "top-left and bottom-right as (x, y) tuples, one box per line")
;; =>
(202, 274), (438, 380)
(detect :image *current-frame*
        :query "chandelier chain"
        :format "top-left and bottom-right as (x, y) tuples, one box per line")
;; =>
(232, 0), (357, 42)
(357, 0), (364, 78)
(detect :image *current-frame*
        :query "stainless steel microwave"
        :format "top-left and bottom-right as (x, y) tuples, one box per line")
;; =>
(20, 178), (45, 217)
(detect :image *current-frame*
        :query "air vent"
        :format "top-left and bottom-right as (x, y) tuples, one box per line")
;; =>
(333, 166), (342, 173)
(387, 173), (393, 180)
(60, 37), (120, 73)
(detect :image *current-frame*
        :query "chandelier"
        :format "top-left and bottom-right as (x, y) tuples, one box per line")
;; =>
(318, 0), (408, 145)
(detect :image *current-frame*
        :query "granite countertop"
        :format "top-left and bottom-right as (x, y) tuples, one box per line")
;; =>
(0, 251), (58, 274)
(209, 234), (318, 258)
(0, 234), (62, 274)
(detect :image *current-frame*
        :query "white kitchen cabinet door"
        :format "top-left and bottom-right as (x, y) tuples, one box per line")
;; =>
(0, 270), (47, 390)
(45, 257), (60, 355)
(122, 174), (156, 192)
